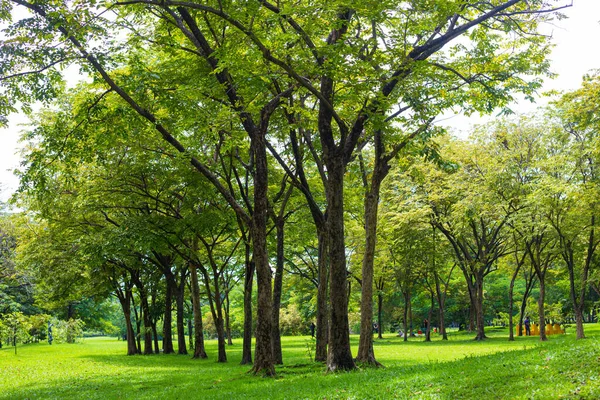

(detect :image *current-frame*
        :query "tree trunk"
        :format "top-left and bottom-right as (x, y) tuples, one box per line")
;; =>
(325, 156), (355, 372)
(250, 132), (275, 376)
(213, 273), (227, 363)
(138, 291), (154, 355)
(425, 293), (434, 342)
(163, 281), (175, 354)
(133, 301), (142, 354)
(271, 220), (285, 365)
(403, 292), (410, 342)
(188, 319), (193, 350)
(189, 262), (207, 359)
(468, 305), (475, 332)
(356, 178), (382, 365)
(176, 270), (188, 355)
(508, 268), (518, 341)
(225, 290), (233, 346)
(124, 308), (138, 355)
(574, 308), (585, 339)
(377, 291), (383, 340)
(240, 246), (254, 365)
(116, 284), (138, 355)
(538, 277), (547, 341)
(473, 277), (486, 341)
(152, 320), (159, 353)
(434, 272), (448, 341)
(315, 230), (329, 362)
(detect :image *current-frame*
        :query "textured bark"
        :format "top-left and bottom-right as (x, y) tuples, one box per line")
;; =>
(356, 177), (382, 365)
(508, 270), (518, 342)
(434, 272), (448, 341)
(114, 278), (138, 355)
(403, 292), (410, 342)
(189, 262), (207, 359)
(163, 281), (175, 354)
(133, 302), (141, 354)
(537, 279), (548, 341)
(325, 157), (355, 372)
(425, 293), (434, 342)
(120, 297), (138, 355)
(225, 290), (233, 346)
(473, 277), (486, 341)
(315, 230), (329, 362)
(377, 292), (383, 340)
(250, 133), (275, 376)
(188, 319), (193, 350)
(152, 321), (159, 353)
(271, 220), (285, 365)
(240, 247), (254, 365)
(135, 290), (153, 355)
(198, 260), (227, 362)
(130, 272), (153, 355)
(212, 271), (227, 362)
(175, 269), (188, 355)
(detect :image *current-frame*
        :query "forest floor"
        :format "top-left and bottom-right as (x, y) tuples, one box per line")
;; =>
(1, 324), (599, 399)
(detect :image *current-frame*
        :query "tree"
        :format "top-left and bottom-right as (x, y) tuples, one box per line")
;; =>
(541, 76), (600, 339)
(2, 0), (569, 371)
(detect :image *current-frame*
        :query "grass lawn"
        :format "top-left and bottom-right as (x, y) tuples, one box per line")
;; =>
(1, 325), (599, 399)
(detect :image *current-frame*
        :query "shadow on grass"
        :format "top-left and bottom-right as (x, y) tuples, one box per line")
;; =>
(4, 330), (599, 400)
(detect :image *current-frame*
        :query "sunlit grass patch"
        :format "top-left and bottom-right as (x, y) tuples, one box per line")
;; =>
(1, 325), (599, 399)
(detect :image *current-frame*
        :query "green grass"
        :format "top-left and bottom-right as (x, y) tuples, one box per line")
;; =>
(1, 325), (599, 399)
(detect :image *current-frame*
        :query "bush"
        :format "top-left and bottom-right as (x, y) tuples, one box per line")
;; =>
(51, 318), (85, 343)
(279, 304), (304, 336)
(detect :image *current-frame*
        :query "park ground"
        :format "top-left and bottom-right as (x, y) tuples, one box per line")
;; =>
(1, 325), (599, 399)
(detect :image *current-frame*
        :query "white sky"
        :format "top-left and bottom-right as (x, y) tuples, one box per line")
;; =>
(1, 1), (599, 202)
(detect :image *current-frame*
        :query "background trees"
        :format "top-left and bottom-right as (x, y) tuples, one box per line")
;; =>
(3, 0), (597, 377)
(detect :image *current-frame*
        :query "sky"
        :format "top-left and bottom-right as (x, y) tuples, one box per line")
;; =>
(1, 1), (599, 202)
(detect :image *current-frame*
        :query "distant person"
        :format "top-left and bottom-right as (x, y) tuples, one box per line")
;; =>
(372, 322), (379, 334)
(48, 323), (53, 345)
(524, 316), (531, 336)
(310, 322), (316, 338)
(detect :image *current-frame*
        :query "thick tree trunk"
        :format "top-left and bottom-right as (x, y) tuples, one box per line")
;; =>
(240, 248), (254, 365)
(163, 281), (175, 354)
(326, 157), (355, 372)
(271, 221), (285, 365)
(315, 230), (329, 362)
(356, 179), (382, 365)
(124, 309), (138, 355)
(574, 308), (585, 339)
(189, 262), (207, 359)
(250, 133), (275, 376)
